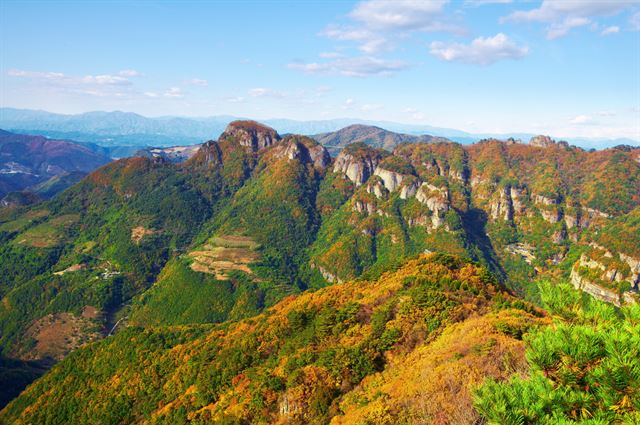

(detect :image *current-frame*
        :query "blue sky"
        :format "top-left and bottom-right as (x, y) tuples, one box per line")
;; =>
(1, 0), (639, 140)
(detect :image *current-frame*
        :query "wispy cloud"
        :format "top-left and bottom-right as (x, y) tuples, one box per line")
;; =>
(187, 78), (208, 86)
(569, 114), (594, 125)
(429, 33), (529, 65)
(350, 0), (450, 31)
(504, 0), (636, 39)
(224, 96), (245, 103)
(288, 56), (408, 77)
(118, 69), (142, 77)
(601, 25), (620, 35)
(7, 69), (143, 98)
(248, 87), (286, 98)
(464, 0), (512, 6)
(313, 0), (463, 70)
(144, 87), (185, 99)
(320, 25), (392, 54)
(8, 69), (143, 85)
(631, 11), (640, 30)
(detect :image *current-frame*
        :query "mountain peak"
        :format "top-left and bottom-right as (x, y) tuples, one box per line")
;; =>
(529, 135), (555, 148)
(219, 120), (280, 152)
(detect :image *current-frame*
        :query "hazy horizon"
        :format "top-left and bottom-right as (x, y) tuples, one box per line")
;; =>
(2, 1), (639, 141)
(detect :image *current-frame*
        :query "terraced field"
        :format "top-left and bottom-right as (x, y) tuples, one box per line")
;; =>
(14, 214), (79, 248)
(189, 235), (260, 280)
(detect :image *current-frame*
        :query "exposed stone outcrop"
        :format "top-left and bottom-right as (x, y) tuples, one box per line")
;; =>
(571, 266), (625, 306)
(570, 252), (639, 306)
(273, 136), (331, 169)
(529, 135), (555, 148)
(564, 214), (579, 229)
(373, 167), (404, 192)
(510, 187), (526, 214)
(219, 120), (280, 152)
(399, 178), (420, 199)
(505, 243), (536, 265)
(366, 179), (387, 199)
(333, 148), (386, 186)
(194, 140), (223, 166)
(533, 194), (559, 206)
(490, 186), (514, 221)
(353, 199), (378, 215)
(416, 183), (450, 228)
(620, 253), (640, 289)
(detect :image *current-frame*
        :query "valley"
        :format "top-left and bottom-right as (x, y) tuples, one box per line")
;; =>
(0, 120), (638, 422)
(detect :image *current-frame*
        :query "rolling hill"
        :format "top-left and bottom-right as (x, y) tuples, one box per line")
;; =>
(311, 124), (452, 155)
(0, 120), (639, 419)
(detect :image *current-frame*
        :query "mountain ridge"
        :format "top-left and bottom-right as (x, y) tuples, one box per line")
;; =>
(2, 107), (637, 150)
(0, 119), (639, 418)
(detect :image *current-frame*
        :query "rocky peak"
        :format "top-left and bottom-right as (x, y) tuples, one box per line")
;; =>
(219, 120), (280, 152)
(187, 140), (223, 168)
(529, 135), (555, 148)
(273, 135), (331, 169)
(333, 143), (388, 186)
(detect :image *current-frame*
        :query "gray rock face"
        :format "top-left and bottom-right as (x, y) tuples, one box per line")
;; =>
(571, 266), (624, 306)
(333, 151), (382, 186)
(220, 120), (280, 152)
(564, 214), (579, 229)
(308, 144), (331, 169)
(399, 179), (420, 199)
(620, 253), (640, 289)
(366, 179), (387, 199)
(533, 194), (559, 206)
(529, 135), (555, 148)
(272, 137), (331, 170)
(490, 186), (514, 221)
(415, 183), (450, 228)
(373, 167), (404, 192)
(570, 252), (640, 305)
(510, 187), (526, 214)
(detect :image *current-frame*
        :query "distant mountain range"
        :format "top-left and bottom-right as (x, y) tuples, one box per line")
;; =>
(312, 124), (452, 155)
(1, 108), (637, 150)
(0, 130), (111, 200)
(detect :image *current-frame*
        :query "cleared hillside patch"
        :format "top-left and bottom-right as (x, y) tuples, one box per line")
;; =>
(189, 235), (260, 280)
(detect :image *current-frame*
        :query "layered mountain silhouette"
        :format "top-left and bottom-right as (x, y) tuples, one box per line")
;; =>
(0, 130), (112, 200)
(1, 120), (639, 421)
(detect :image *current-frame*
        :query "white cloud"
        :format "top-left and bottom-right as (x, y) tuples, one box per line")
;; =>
(630, 11), (640, 30)
(504, 0), (636, 38)
(163, 87), (184, 98)
(546, 17), (591, 40)
(7, 69), (66, 80)
(361, 103), (383, 111)
(224, 96), (245, 103)
(288, 56), (408, 77)
(597, 110), (616, 117)
(320, 0), (463, 55)
(81, 74), (131, 86)
(569, 114), (593, 124)
(188, 78), (208, 86)
(7, 69), (138, 98)
(601, 25), (620, 35)
(404, 107), (426, 120)
(429, 33), (529, 65)
(321, 25), (392, 54)
(343, 98), (355, 108)
(143, 92), (159, 98)
(248, 87), (286, 98)
(118, 69), (141, 77)
(350, 0), (449, 31)
(464, 0), (512, 6)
